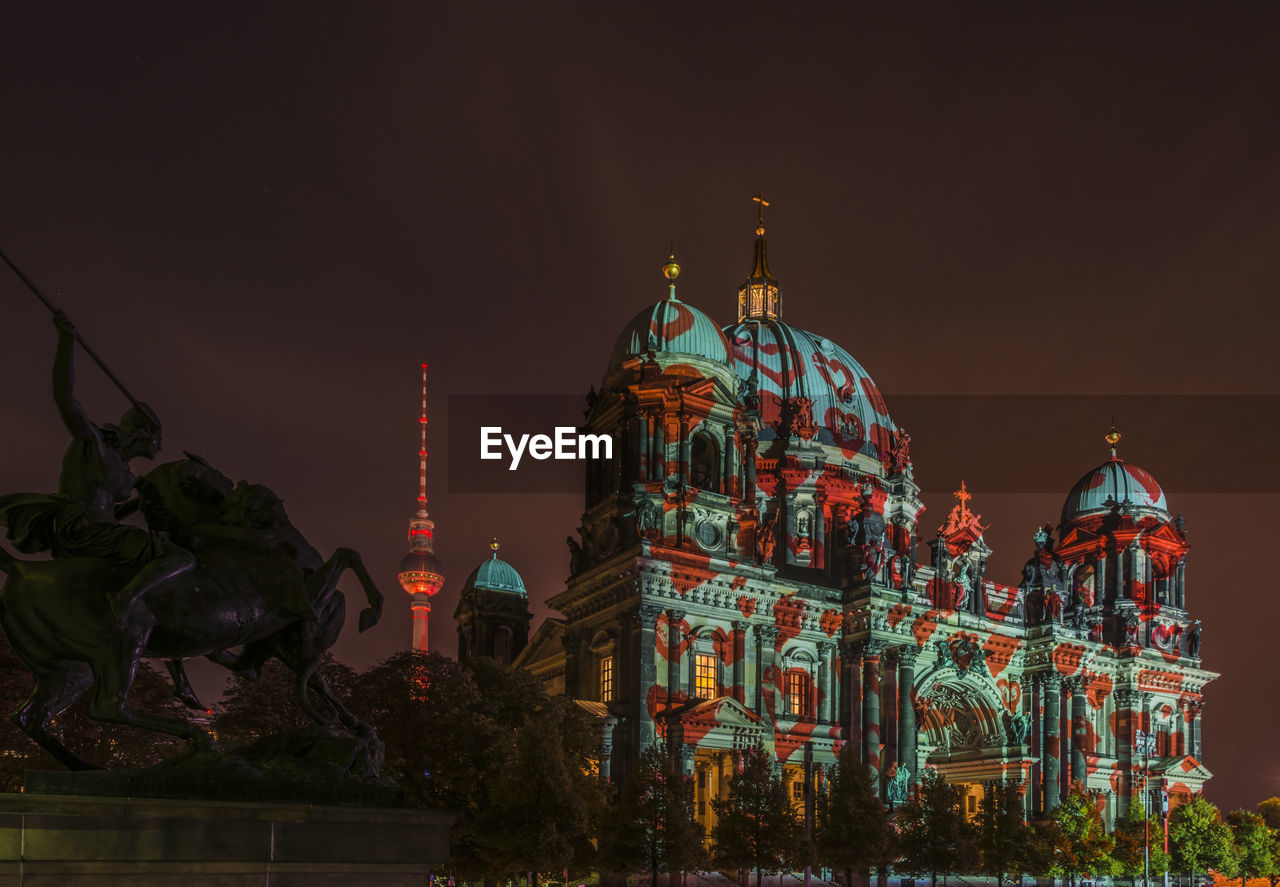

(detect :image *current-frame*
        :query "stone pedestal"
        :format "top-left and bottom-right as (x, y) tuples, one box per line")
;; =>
(0, 793), (453, 886)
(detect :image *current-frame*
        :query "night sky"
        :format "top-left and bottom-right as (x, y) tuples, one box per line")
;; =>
(2, 5), (1277, 811)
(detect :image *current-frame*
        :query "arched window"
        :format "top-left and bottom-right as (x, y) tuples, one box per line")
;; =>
(690, 432), (719, 492)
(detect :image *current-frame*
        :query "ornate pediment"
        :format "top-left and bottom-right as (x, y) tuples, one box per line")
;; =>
(671, 694), (763, 730)
(1151, 755), (1213, 783)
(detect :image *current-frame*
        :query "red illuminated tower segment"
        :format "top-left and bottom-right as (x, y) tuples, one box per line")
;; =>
(397, 363), (444, 651)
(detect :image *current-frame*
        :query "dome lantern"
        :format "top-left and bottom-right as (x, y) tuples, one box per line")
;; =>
(737, 192), (781, 322)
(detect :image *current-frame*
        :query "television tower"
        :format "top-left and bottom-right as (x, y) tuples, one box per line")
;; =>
(397, 363), (445, 651)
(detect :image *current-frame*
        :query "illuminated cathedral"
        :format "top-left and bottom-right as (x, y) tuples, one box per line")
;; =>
(458, 203), (1216, 828)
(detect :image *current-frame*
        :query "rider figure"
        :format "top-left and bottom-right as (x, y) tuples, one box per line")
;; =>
(8, 311), (195, 622)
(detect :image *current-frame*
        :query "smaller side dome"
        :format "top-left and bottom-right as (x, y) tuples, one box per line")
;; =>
(462, 545), (527, 598)
(607, 253), (730, 374)
(1061, 456), (1168, 526)
(607, 297), (731, 373)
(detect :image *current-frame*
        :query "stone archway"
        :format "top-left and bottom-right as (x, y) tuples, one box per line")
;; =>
(913, 674), (1025, 818)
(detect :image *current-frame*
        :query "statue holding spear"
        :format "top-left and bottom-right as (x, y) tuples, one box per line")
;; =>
(0, 248), (195, 623)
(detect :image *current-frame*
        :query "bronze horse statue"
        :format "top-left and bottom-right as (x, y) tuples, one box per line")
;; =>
(0, 456), (383, 771)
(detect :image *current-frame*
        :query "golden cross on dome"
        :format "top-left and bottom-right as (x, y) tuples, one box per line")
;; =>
(752, 191), (770, 234)
(953, 480), (972, 516)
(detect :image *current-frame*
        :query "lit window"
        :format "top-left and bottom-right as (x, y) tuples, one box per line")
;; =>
(695, 653), (717, 698)
(786, 670), (812, 718)
(793, 781), (805, 800)
(599, 656), (613, 702)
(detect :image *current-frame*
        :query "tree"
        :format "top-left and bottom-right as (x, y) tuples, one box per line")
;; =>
(473, 704), (598, 881)
(1112, 800), (1171, 885)
(977, 782), (1036, 887)
(1258, 798), (1280, 832)
(815, 742), (893, 887)
(344, 651), (603, 883)
(1043, 781), (1114, 887)
(896, 767), (979, 887)
(1170, 795), (1238, 884)
(599, 743), (706, 886)
(711, 744), (800, 887)
(1229, 810), (1275, 887)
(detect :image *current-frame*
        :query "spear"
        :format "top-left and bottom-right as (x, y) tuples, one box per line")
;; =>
(0, 245), (146, 411)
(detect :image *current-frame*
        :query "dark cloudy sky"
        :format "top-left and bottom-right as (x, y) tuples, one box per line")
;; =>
(1, 5), (1278, 811)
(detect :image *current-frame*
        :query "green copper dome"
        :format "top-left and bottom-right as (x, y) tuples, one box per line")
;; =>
(461, 545), (527, 598)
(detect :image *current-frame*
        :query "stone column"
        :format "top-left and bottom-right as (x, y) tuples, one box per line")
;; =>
(679, 419), (691, 487)
(883, 650), (898, 774)
(847, 641), (863, 753)
(677, 742), (695, 778)
(1115, 687), (1136, 817)
(666, 609), (686, 702)
(897, 646), (919, 787)
(817, 641), (834, 723)
(634, 605), (661, 751)
(1068, 677), (1088, 787)
(1042, 673), (1063, 812)
(599, 715), (619, 782)
(731, 621), (748, 704)
(862, 641), (886, 793)
(638, 413), (650, 480)
(756, 625), (780, 724)
(1192, 701), (1204, 758)
(743, 430), (757, 506)
(814, 492), (827, 571)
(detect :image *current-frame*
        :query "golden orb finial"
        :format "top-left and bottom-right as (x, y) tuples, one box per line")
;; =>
(489, 536), (500, 555)
(663, 251), (681, 281)
(1105, 422), (1121, 457)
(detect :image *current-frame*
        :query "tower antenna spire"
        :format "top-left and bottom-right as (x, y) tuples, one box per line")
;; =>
(398, 361), (445, 652)
(418, 362), (429, 515)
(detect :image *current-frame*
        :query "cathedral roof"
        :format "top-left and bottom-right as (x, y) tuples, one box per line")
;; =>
(460, 542), (528, 598)
(722, 200), (895, 459)
(1061, 455), (1168, 526)
(723, 318), (896, 458)
(607, 294), (731, 373)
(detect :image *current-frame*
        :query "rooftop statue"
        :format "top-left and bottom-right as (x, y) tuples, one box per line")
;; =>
(0, 285), (384, 780)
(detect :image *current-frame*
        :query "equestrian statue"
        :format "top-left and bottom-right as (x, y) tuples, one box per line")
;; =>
(0, 250), (384, 773)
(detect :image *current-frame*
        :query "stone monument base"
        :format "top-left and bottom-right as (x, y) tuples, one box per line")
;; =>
(0, 792), (453, 886)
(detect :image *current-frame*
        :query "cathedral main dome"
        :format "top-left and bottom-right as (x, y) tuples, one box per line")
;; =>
(720, 209), (895, 460)
(723, 319), (896, 458)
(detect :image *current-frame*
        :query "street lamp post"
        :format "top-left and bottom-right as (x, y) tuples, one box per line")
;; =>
(1135, 729), (1157, 887)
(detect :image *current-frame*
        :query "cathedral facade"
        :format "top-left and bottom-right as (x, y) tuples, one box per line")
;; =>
(506, 216), (1215, 829)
